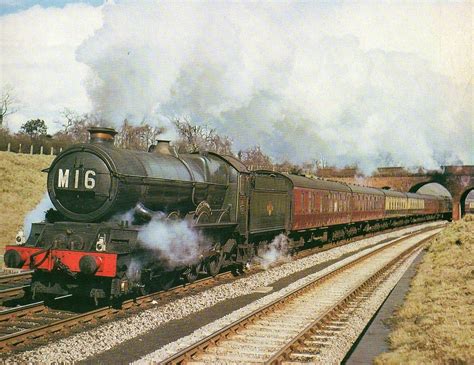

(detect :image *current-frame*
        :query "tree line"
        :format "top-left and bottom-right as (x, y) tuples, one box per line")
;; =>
(0, 85), (328, 174)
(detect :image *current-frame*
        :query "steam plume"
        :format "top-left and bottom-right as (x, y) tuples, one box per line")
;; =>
(137, 213), (204, 268)
(23, 193), (54, 237)
(256, 234), (290, 269)
(77, 2), (472, 173)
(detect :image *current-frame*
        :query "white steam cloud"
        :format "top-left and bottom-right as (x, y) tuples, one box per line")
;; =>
(76, 2), (473, 173)
(256, 234), (290, 270)
(23, 193), (54, 237)
(137, 213), (203, 268)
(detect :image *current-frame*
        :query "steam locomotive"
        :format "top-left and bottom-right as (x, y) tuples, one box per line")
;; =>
(3, 127), (452, 303)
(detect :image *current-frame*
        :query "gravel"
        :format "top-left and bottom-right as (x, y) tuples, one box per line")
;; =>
(315, 247), (424, 364)
(3, 222), (443, 364)
(135, 228), (440, 363)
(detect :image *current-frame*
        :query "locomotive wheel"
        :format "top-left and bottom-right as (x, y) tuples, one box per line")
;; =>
(183, 264), (200, 283)
(158, 272), (177, 290)
(231, 263), (244, 276)
(205, 242), (225, 277)
(206, 253), (223, 277)
(206, 256), (222, 277)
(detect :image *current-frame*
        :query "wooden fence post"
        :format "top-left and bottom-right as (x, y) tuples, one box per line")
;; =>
(50, 147), (54, 155)
(7, 143), (10, 152)
(19, 144), (22, 153)
(30, 145), (34, 154)
(40, 146), (44, 155)
(59, 147), (63, 153)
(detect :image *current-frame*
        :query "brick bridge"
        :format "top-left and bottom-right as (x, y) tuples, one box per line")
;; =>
(315, 165), (474, 220)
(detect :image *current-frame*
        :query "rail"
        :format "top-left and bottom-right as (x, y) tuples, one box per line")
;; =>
(0, 223), (443, 353)
(162, 228), (438, 364)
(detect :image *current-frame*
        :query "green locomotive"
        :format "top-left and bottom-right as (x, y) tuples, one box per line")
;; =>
(3, 127), (451, 303)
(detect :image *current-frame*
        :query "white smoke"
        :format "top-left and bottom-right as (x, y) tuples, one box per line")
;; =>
(23, 193), (54, 237)
(108, 206), (204, 268)
(137, 212), (204, 268)
(256, 234), (290, 270)
(126, 257), (143, 282)
(76, 2), (473, 173)
(109, 208), (135, 224)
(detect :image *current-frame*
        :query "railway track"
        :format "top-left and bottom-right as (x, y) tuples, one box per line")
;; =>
(0, 222), (443, 355)
(0, 270), (237, 352)
(0, 271), (33, 286)
(0, 271), (32, 304)
(161, 227), (439, 364)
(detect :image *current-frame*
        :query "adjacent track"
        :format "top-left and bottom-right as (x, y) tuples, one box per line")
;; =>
(162, 228), (438, 364)
(0, 271), (33, 286)
(0, 271), (32, 303)
(0, 270), (235, 352)
(0, 286), (30, 303)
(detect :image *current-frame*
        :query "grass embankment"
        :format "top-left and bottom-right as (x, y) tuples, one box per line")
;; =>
(376, 215), (474, 364)
(0, 151), (54, 252)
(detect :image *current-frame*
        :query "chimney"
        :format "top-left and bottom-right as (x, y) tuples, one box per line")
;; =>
(88, 127), (117, 144)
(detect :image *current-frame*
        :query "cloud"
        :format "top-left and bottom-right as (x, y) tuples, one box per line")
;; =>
(1, 1), (472, 172)
(76, 1), (472, 172)
(0, 3), (102, 131)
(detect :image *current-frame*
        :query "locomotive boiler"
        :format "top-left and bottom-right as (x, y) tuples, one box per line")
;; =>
(3, 127), (452, 304)
(47, 127), (233, 222)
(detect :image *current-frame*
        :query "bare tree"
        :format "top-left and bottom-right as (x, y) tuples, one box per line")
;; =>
(238, 145), (272, 169)
(115, 119), (164, 150)
(54, 109), (103, 143)
(58, 108), (79, 134)
(275, 160), (303, 174)
(0, 85), (18, 127)
(173, 118), (233, 155)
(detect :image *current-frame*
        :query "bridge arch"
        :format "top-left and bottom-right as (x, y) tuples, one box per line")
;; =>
(460, 187), (474, 217)
(408, 179), (453, 196)
(409, 181), (452, 197)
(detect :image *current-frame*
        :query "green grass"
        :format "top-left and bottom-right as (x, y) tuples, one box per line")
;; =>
(375, 215), (474, 364)
(0, 151), (54, 252)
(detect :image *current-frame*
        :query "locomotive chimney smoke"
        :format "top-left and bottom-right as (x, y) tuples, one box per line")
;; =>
(76, 3), (473, 172)
(88, 127), (118, 144)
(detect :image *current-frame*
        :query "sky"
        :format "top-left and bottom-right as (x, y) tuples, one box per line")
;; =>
(0, 0), (103, 15)
(0, 1), (472, 172)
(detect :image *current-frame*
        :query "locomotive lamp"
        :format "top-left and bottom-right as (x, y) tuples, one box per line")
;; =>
(15, 229), (26, 245)
(95, 234), (107, 252)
